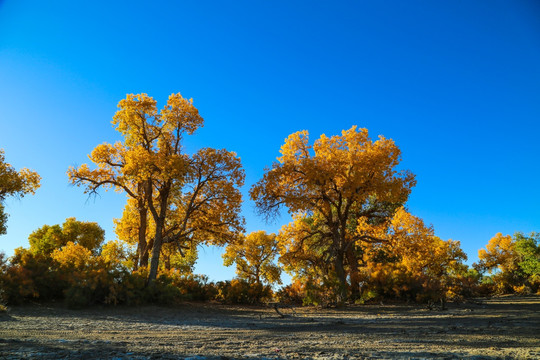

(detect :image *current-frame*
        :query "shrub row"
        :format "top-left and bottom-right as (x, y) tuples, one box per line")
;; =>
(1, 247), (536, 309)
(0, 248), (272, 307)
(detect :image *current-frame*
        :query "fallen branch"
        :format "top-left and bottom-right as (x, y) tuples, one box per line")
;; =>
(266, 302), (297, 318)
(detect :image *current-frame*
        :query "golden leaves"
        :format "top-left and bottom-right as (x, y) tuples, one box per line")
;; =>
(363, 207), (467, 278)
(70, 93), (245, 281)
(51, 242), (93, 270)
(278, 130), (309, 164)
(161, 93), (204, 135)
(0, 149), (41, 234)
(251, 126), (416, 219)
(0, 149), (41, 200)
(68, 93), (205, 194)
(478, 232), (517, 274)
(223, 231), (282, 285)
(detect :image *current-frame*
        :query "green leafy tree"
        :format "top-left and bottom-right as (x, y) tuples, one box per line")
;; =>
(28, 218), (105, 256)
(514, 232), (540, 291)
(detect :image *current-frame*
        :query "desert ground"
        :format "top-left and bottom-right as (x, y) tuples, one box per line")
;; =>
(0, 296), (538, 360)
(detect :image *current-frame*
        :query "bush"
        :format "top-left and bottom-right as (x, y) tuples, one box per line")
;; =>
(275, 280), (305, 305)
(1, 248), (64, 304)
(0, 245), (215, 307)
(170, 273), (217, 301)
(215, 279), (272, 304)
(0, 251), (8, 308)
(143, 273), (183, 305)
(104, 269), (147, 306)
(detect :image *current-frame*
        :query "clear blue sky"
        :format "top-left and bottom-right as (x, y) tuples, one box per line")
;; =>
(1, 1), (539, 281)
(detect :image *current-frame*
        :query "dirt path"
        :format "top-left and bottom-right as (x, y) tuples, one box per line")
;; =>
(1, 296), (539, 359)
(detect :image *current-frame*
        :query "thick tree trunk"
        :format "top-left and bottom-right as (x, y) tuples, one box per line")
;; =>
(147, 223), (163, 284)
(334, 251), (348, 304)
(138, 206), (149, 269)
(147, 184), (170, 285)
(144, 237), (154, 267)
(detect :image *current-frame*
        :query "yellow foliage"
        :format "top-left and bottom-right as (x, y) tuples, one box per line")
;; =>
(69, 93), (245, 283)
(51, 242), (93, 270)
(357, 208), (468, 302)
(223, 231), (281, 285)
(478, 233), (516, 274)
(100, 240), (134, 269)
(0, 149), (41, 200)
(253, 126), (415, 300)
(252, 126), (415, 217)
(114, 199), (149, 246)
(0, 149), (41, 234)
(365, 208), (466, 278)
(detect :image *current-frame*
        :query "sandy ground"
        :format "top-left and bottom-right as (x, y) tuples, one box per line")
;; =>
(0, 296), (539, 359)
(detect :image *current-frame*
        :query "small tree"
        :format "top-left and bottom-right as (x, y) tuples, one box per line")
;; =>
(223, 231), (281, 286)
(514, 232), (540, 289)
(360, 208), (467, 303)
(476, 232), (540, 294)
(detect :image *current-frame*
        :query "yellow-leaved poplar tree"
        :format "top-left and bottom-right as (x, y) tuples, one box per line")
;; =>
(476, 233), (521, 294)
(69, 93), (245, 284)
(251, 126), (416, 302)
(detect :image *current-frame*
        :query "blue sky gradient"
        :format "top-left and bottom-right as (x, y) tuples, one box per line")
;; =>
(1, 1), (539, 281)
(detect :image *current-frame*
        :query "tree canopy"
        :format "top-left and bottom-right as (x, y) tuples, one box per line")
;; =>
(28, 217), (105, 256)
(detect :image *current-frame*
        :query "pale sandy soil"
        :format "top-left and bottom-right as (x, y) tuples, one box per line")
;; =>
(0, 296), (539, 359)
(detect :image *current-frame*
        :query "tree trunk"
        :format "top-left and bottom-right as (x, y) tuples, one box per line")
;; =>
(147, 223), (163, 284)
(334, 251), (348, 304)
(138, 205), (149, 269)
(346, 247), (361, 301)
(146, 183), (170, 285)
(143, 237), (154, 268)
(164, 251), (171, 270)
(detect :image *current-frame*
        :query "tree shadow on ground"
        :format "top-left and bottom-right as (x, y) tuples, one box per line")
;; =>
(0, 338), (514, 360)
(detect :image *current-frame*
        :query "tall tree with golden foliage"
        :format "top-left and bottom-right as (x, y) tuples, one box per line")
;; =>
(477, 233), (516, 275)
(251, 126), (416, 301)
(69, 93), (245, 283)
